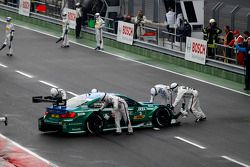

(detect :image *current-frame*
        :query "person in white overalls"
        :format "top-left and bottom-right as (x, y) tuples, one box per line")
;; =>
(0, 17), (15, 56)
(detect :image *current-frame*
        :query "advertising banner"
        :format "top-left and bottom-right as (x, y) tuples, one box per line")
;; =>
(63, 8), (76, 29)
(18, 0), (31, 16)
(185, 37), (207, 65)
(117, 21), (134, 45)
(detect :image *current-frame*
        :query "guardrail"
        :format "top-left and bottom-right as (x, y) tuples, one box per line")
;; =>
(0, 3), (244, 77)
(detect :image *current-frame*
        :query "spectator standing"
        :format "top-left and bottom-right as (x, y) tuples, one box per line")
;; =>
(202, 19), (222, 59)
(236, 38), (250, 90)
(75, 2), (83, 39)
(229, 30), (244, 66)
(223, 26), (234, 63)
(165, 7), (176, 42)
(243, 31), (250, 43)
(182, 19), (192, 43)
(134, 10), (146, 39)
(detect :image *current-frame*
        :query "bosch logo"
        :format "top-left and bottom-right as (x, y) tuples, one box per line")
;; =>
(122, 26), (133, 36)
(192, 42), (206, 55)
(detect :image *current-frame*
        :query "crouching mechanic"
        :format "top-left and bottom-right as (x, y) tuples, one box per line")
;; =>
(170, 83), (206, 122)
(150, 84), (171, 105)
(98, 93), (133, 135)
(0, 17), (15, 56)
(56, 12), (70, 48)
(50, 88), (67, 106)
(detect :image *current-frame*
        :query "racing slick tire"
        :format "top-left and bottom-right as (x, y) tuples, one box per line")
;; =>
(152, 107), (172, 128)
(86, 113), (104, 135)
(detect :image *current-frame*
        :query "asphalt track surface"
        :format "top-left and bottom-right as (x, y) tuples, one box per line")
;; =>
(0, 22), (250, 167)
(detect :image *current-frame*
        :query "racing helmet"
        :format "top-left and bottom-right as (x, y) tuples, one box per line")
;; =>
(62, 11), (67, 17)
(91, 88), (98, 93)
(99, 92), (107, 102)
(95, 13), (100, 19)
(170, 83), (178, 92)
(75, 2), (80, 7)
(209, 18), (216, 24)
(50, 88), (59, 97)
(6, 17), (11, 22)
(150, 87), (158, 96)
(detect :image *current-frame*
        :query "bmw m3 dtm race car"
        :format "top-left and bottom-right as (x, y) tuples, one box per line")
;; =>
(33, 92), (179, 134)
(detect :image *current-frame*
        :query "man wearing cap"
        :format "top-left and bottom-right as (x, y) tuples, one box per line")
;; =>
(0, 17), (15, 56)
(94, 13), (105, 50)
(203, 18), (222, 59)
(229, 30), (244, 66)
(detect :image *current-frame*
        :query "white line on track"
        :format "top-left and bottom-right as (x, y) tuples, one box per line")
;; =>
(221, 156), (250, 167)
(39, 80), (58, 88)
(8, 21), (250, 97)
(15, 70), (33, 78)
(0, 134), (58, 167)
(0, 63), (8, 68)
(67, 91), (78, 96)
(174, 136), (206, 150)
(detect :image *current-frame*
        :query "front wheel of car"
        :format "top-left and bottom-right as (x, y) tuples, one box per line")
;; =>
(86, 113), (104, 135)
(152, 107), (172, 128)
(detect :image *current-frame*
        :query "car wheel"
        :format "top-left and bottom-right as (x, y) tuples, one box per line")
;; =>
(152, 107), (172, 128)
(86, 113), (104, 135)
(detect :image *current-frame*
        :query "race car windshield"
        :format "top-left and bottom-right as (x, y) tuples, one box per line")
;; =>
(66, 94), (90, 108)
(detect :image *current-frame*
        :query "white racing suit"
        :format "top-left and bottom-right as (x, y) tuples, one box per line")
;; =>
(172, 86), (206, 120)
(100, 94), (133, 133)
(0, 22), (15, 55)
(95, 16), (105, 50)
(61, 17), (69, 47)
(150, 84), (171, 105)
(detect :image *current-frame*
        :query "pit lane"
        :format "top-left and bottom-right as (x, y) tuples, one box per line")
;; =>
(0, 22), (250, 167)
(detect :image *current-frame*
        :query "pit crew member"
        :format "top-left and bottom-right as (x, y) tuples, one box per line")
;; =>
(98, 93), (133, 135)
(170, 83), (206, 122)
(0, 17), (15, 56)
(150, 84), (171, 105)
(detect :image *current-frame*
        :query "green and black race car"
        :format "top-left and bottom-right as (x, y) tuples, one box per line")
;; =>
(34, 92), (178, 134)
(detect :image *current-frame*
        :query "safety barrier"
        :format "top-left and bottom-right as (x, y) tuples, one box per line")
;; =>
(0, 3), (245, 84)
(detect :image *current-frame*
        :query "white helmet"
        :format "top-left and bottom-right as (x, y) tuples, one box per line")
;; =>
(50, 88), (59, 97)
(209, 18), (216, 24)
(76, 2), (80, 6)
(150, 87), (158, 96)
(170, 83), (178, 91)
(62, 11), (67, 17)
(95, 13), (100, 18)
(6, 17), (11, 22)
(99, 92), (108, 102)
(91, 88), (98, 93)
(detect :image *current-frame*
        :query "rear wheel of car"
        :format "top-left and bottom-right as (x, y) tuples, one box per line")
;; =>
(86, 113), (104, 135)
(152, 107), (172, 128)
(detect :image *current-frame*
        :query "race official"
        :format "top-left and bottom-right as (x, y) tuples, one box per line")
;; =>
(99, 93), (133, 135)
(94, 13), (105, 50)
(150, 84), (171, 105)
(0, 17), (15, 56)
(75, 2), (83, 39)
(170, 83), (206, 122)
(203, 19), (222, 59)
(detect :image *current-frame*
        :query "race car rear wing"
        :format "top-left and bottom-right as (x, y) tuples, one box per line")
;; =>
(32, 96), (66, 106)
